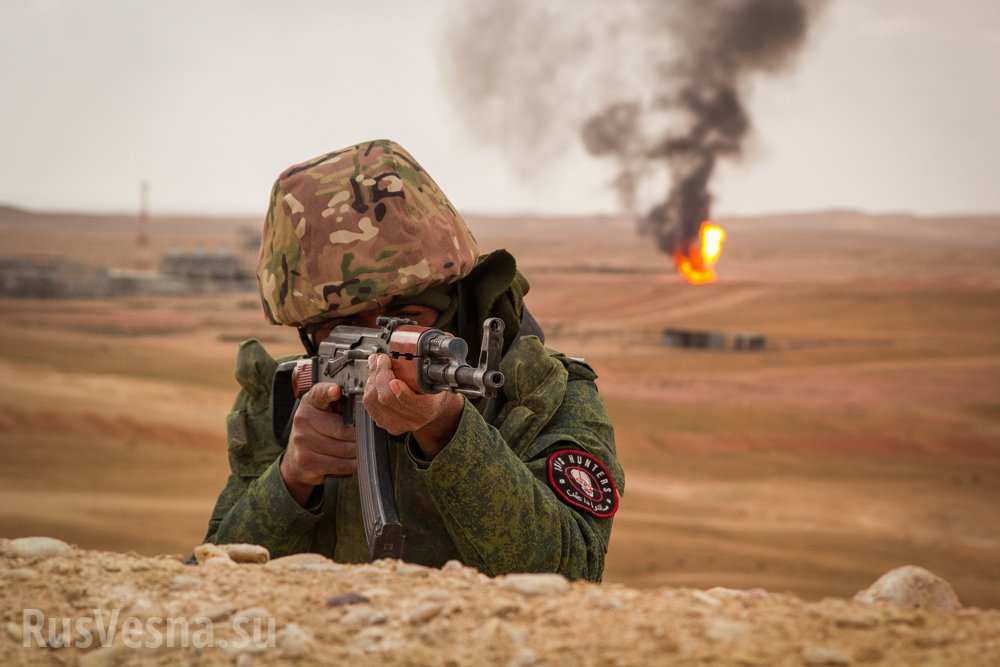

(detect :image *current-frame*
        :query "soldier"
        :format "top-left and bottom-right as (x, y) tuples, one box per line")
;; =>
(201, 140), (624, 581)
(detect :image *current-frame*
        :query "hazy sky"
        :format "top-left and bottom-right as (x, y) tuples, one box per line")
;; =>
(1, 0), (998, 216)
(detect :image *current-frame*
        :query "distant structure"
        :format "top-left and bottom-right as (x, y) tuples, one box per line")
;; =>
(0, 257), (111, 298)
(136, 180), (151, 270)
(160, 249), (254, 291)
(663, 327), (766, 351)
(0, 249), (255, 299)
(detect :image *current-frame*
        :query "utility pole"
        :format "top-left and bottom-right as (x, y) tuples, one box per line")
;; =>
(137, 180), (150, 270)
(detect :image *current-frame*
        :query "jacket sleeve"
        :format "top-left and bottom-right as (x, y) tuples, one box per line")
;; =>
(419, 374), (623, 582)
(199, 339), (329, 557)
(206, 456), (325, 557)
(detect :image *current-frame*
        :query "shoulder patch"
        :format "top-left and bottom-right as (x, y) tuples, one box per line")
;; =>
(547, 449), (619, 518)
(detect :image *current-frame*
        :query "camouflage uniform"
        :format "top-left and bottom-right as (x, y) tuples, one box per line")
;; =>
(201, 140), (624, 581)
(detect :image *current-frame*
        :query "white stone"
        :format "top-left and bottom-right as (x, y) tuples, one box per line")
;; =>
(406, 603), (443, 624)
(854, 565), (961, 611)
(198, 604), (235, 621)
(692, 590), (723, 607)
(222, 544), (270, 564)
(265, 553), (340, 572)
(498, 573), (570, 596)
(1, 536), (73, 559)
(193, 543), (231, 564)
(279, 623), (311, 657)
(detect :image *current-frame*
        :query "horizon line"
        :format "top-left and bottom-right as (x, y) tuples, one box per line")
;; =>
(2, 201), (999, 222)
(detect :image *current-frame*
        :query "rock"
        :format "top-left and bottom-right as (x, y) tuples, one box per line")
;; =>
(395, 562), (430, 576)
(198, 603), (235, 621)
(441, 560), (466, 572)
(341, 606), (388, 627)
(705, 618), (750, 642)
(221, 543), (270, 564)
(406, 602), (443, 624)
(170, 574), (202, 591)
(265, 553), (340, 572)
(235, 654), (253, 667)
(498, 573), (570, 596)
(802, 645), (852, 665)
(327, 592), (370, 607)
(1, 567), (37, 581)
(507, 648), (538, 667)
(6, 622), (22, 642)
(854, 565), (961, 611)
(1, 536), (73, 559)
(279, 623), (311, 657)
(691, 590), (724, 607)
(204, 556), (237, 569)
(193, 543), (231, 564)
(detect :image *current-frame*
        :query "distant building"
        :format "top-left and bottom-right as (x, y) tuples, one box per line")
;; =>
(0, 257), (111, 298)
(160, 249), (254, 291)
(662, 327), (767, 351)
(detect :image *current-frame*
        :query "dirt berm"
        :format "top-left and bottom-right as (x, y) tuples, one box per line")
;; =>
(2, 538), (998, 666)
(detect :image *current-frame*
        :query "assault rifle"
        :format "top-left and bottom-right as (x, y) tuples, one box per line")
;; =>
(272, 317), (505, 560)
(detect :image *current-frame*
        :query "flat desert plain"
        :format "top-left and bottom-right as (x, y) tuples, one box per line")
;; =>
(1, 207), (999, 607)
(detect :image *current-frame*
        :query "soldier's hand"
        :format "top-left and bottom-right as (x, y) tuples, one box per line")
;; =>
(363, 353), (465, 459)
(280, 382), (356, 506)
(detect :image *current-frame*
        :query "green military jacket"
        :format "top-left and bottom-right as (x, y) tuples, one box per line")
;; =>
(203, 334), (624, 582)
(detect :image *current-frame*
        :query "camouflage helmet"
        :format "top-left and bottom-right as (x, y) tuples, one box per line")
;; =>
(256, 139), (480, 327)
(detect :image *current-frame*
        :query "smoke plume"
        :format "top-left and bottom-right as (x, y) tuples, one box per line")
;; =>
(443, 0), (825, 257)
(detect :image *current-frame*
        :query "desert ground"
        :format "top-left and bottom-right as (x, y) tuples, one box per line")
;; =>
(1, 205), (998, 609)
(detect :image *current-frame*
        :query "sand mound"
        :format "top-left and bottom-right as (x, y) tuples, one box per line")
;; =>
(2, 539), (999, 666)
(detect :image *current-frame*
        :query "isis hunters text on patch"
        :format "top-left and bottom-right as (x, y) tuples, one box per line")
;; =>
(547, 449), (619, 518)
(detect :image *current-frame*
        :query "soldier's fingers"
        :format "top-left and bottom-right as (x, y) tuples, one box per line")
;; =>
(388, 378), (422, 407)
(298, 447), (357, 477)
(369, 354), (396, 403)
(308, 436), (357, 460)
(362, 392), (407, 435)
(294, 421), (356, 457)
(302, 382), (342, 410)
(305, 410), (354, 441)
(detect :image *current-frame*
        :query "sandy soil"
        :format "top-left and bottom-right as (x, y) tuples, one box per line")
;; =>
(1, 207), (999, 610)
(3, 545), (1000, 666)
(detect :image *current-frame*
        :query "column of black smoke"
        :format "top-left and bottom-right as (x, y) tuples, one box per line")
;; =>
(442, 0), (824, 259)
(641, 0), (818, 256)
